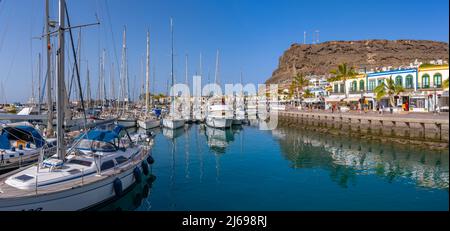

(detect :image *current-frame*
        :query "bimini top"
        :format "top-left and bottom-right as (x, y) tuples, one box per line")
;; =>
(0, 125), (45, 149)
(78, 125), (127, 143)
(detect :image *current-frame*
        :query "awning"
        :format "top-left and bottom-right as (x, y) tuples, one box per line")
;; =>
(303, 98), (321, 103)
(325, 98), (343, 102)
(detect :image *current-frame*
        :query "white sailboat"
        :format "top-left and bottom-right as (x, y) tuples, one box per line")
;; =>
(233, 71), (246, 125)
(138, 30), (160, 130)
(162, 18), (185, 129)
(0, 0), (154, 211)
(117, 26), (137, 128)
(205, 50), (233, 129)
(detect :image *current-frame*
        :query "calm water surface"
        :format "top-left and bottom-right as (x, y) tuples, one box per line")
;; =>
(101, 121), (449, 211)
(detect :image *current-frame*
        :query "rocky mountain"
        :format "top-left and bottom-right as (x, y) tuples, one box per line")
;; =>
(266, 40), (449, 84)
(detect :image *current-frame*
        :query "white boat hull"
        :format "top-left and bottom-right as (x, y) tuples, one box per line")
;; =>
(137, 119), (160, 130)
(206, 117), (233, 128)
(0, 161), (149, 211)
(162, 119), (185, 129)
(117, 119), (137, 128)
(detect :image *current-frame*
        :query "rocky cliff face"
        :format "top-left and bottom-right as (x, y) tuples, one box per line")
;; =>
(266, 40), (449, 84)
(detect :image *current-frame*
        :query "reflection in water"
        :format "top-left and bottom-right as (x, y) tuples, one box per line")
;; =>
(162, 127), (184, 139)
(275, 122), (449, 189)
(99, 121), (447, 211)
(204, 126), (235, 154)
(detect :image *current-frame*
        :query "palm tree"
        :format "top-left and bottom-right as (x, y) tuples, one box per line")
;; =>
(329, 63), (358, 98)
(291, 73), (309, 104)
(373, 76), (404, 112)
(443, 78), (449, 89)
(303, 89), (315, 98)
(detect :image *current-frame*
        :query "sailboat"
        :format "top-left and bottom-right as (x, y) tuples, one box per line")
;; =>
(233, 71), (246, 125)
(162, 18), (185, 129)
(205, 50), (233, 129)
(138, 30), (160, 130)
(0, 122), (57, 173)
(116, 26), (137, 128)
(0, 0), (154, 211)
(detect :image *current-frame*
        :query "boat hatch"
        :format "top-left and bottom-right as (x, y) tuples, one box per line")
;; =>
(67, 169), (81, 175)
(68, 159), (92, 167)
(14, 174), (34, 182)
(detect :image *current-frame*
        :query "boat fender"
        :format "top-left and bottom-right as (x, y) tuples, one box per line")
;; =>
(133, 167), (142, 183)
(147, 155), (154, 165)
(113, 178), (123, 197)
(18, 144), (23, 150)
(143, 184), (150, 197)
(11, 147), (15, 151)
(26, 142), (31, 148)
(141, 161), (149, 176)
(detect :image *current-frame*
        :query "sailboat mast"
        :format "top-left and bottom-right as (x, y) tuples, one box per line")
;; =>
(86, 63), (91, 108)
(170, 18), (174, 93)
(185, 54), (188, 85)
(45, 0), (53, 136)
(38, 53), (42, 114)
(170, 18), (174, 113)
(214, 49), (219, 85)
(145, 29), (150, 114)
(199, 52), (202, 77)
(56, 0), (66, 160)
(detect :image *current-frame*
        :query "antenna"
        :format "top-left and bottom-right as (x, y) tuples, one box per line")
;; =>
(316, 30), (320, 43)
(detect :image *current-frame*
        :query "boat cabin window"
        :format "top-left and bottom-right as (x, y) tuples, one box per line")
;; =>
(100, 160), (115, 171)
(115, 156), (128, 165)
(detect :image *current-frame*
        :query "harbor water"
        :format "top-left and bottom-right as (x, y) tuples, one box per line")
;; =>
(100, 122), (449, 211)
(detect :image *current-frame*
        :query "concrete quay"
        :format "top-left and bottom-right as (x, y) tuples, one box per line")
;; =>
(278, 110), (449, 146)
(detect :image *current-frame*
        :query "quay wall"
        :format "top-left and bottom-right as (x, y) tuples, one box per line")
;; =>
(278, 111), (449, 148)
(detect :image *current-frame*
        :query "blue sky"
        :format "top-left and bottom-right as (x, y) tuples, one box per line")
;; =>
(0, 0), (448, 102)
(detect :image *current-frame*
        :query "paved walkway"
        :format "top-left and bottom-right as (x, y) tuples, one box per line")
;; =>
(284, 108), (449, 121)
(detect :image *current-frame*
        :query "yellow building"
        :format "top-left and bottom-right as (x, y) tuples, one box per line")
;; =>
(416, 64), (449, 112)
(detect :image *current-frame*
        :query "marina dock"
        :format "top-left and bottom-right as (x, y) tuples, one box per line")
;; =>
(279, 110), (449, 145)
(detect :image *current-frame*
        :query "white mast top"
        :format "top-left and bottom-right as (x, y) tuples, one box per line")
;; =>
(145, 29), (150, 114)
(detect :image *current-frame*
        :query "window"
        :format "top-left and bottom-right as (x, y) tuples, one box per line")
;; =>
(115, 156), (128, 165)
(405, 75), (414, 89)
(100, 160), (115, 171)
(339, 83), (345, 93)
(422, 74), (430, 88)
(395, 75), (402, 86)
(333, 84), (338, 93)
(410, 98), (425, 109)
(434, 73), (442, 88)
(377, 79), (384, 86)
(368, 80), (376, 91)
(359, 80), (365, 91)
(351, 81), (357, 92)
